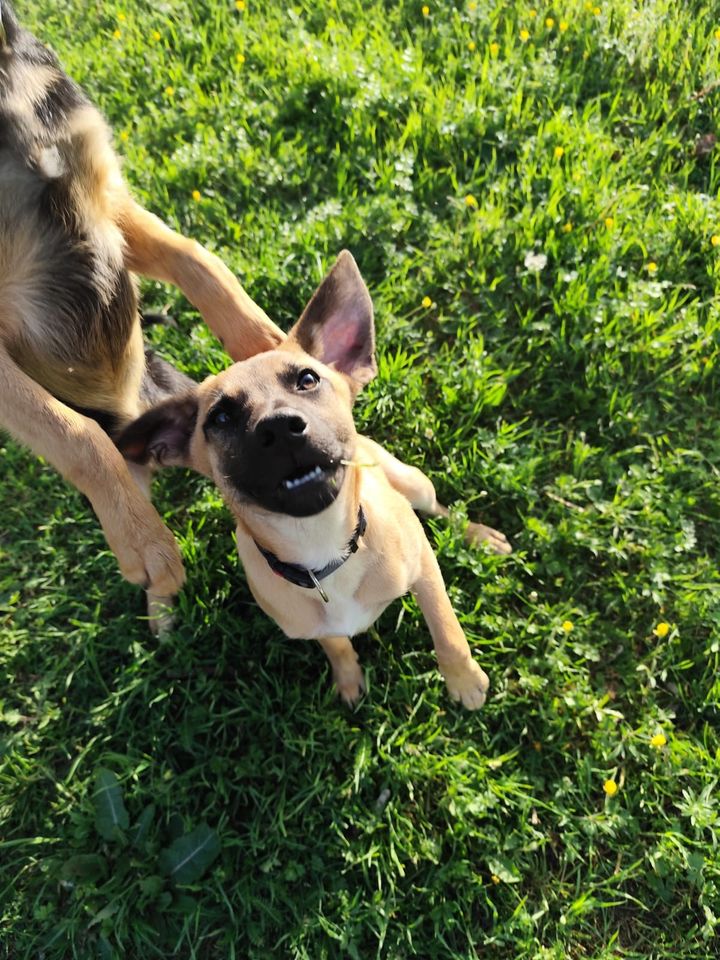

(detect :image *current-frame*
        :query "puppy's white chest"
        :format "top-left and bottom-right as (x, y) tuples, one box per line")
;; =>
(315, 590), (383, 638)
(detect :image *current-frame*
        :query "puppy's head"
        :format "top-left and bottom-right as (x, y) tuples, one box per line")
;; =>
(118, 251), (376, 518)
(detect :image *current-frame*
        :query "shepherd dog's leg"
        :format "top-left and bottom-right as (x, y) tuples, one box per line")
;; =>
(0, 347), (185, 601)
(118, 200), (285, 361)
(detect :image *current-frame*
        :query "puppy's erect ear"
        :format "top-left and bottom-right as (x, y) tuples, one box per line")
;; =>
(287, 250), (377, 392)
(117, 394), (198, 467)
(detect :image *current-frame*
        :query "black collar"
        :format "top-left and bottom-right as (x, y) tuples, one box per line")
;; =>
(253, 505), (367, 603)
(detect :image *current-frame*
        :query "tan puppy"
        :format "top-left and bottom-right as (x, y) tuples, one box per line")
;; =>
(119, 253), (511, 708)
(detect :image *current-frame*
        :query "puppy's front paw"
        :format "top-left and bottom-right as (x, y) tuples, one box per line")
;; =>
(465, 521), (512, 556)
(332, 662), (366, 707)
(442, 658), (489, 710)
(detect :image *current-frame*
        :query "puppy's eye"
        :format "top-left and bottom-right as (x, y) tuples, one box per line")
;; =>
(297, 369), (320, 391)
(207, 407), (231, 429)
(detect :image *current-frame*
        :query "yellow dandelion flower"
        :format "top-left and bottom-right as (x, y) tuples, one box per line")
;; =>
(422, 296), (432, 308)
(584, 0), (593, 8)
(546, 17), (555, 29)
(236, 52), (246, 64)
(559, 20), (569, 32)
(646, 261), (658, 274)
(113, 29), (121, 39)
(562, 620), (574, 633)
(118, 12), (126, 22)
(164, 85), (175, 96)
(464, 193), (478, 208)
(650, 733), (667, 749)
(529, 9), (537, 18)
(603, 779), (618, 796)
(491, 873), (501, 884)
(469, 1), (477, 9)
(604, 216), (614, 229)
(593, 5), (601, 14)
(468, 40), (476, 51)
(554, 145), (565, 159)
(715, 28), (720, 40)
(653, 621), (670, 638)
(489, 41), (500, 56)
(562, 222), (573, 233)
(422, 4), (430, 15)
(119, 130), (129, 142)
(192, 190), (202, 202)
(520, 28), (530, 42)
(152, 30), (161, 41)
(712, 235), (720, 247)
(235, 0), (246, 10)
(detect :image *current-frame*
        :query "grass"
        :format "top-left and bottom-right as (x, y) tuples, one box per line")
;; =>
(1, 0), (720, 956)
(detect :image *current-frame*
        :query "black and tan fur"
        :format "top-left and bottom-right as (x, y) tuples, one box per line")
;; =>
(0, 3), (283, 625)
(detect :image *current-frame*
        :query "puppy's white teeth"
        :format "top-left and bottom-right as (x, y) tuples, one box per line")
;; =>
(283, 465), (325, 491)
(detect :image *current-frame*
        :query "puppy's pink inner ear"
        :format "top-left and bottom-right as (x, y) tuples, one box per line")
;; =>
(320, 320), (369, 375)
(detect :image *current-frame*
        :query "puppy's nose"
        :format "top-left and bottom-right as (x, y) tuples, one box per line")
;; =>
(257, 413), (308, 448)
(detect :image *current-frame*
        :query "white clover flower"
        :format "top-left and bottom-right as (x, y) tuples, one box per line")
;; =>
(524, 251), (547, 272)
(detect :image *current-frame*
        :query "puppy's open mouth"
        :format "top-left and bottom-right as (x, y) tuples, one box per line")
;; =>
(243, 458), (346, 516)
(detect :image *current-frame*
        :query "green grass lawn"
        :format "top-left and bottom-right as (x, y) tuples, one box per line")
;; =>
(2, 0), (720, 956)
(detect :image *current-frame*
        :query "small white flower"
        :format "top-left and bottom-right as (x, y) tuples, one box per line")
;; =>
(524, 251), (548, 272)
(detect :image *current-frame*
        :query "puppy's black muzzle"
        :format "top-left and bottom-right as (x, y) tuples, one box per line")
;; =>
(218, 407), (347, 518)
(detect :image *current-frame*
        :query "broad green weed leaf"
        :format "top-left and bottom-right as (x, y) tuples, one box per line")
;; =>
(158, 823), (220, 885)
(59, 854), (108, 883)
(130, 803), (156, 849)
(487, 856), (521, 884)
(92, 768), (129, 841)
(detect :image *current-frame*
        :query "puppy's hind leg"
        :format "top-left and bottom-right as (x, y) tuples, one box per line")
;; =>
(358, 437), (512, 555)
(317, 636), (365, 706)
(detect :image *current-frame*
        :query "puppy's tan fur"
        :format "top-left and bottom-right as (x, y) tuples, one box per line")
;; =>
(120, 253), (511, 707)
(0, 6), (282, 622)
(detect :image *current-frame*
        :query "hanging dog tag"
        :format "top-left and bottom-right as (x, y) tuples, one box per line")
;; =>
(308, 569), (330, 603)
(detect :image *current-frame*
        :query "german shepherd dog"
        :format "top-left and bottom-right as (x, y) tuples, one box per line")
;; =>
(0, 3), (283, 627)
